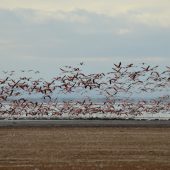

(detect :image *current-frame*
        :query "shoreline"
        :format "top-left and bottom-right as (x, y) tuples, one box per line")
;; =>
(0, 119), (170, 127)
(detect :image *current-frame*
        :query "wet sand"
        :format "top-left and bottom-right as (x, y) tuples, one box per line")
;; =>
(0, 127), (170, 170)
(0, 120), (170, 127)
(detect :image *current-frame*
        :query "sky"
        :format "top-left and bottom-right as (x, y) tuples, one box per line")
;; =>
(0, 0), (170, 77)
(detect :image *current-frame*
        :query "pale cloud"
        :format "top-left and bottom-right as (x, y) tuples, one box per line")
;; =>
(0, 2), (170, 74)
(0, 0), (168, 13)
(14, 9), (89, 24)
(131, 12), (170, 28)
(115, 28), (131, 35)
(0, 0), (170, 27)
(0, 8), (170, 58)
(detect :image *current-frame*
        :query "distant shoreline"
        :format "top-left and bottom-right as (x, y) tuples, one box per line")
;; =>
(0, 120), (170, 128)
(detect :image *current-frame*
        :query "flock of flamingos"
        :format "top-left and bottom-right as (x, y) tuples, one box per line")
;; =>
(0, 62), (170, 119)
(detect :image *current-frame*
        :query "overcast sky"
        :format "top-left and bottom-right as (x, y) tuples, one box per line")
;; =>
(0, 0), (170, 77)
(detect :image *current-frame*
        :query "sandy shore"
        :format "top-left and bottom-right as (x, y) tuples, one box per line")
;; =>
(0, 127), (170, 169)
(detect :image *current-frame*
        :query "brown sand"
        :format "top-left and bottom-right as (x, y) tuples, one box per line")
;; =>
(0, 127), (170, 170)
